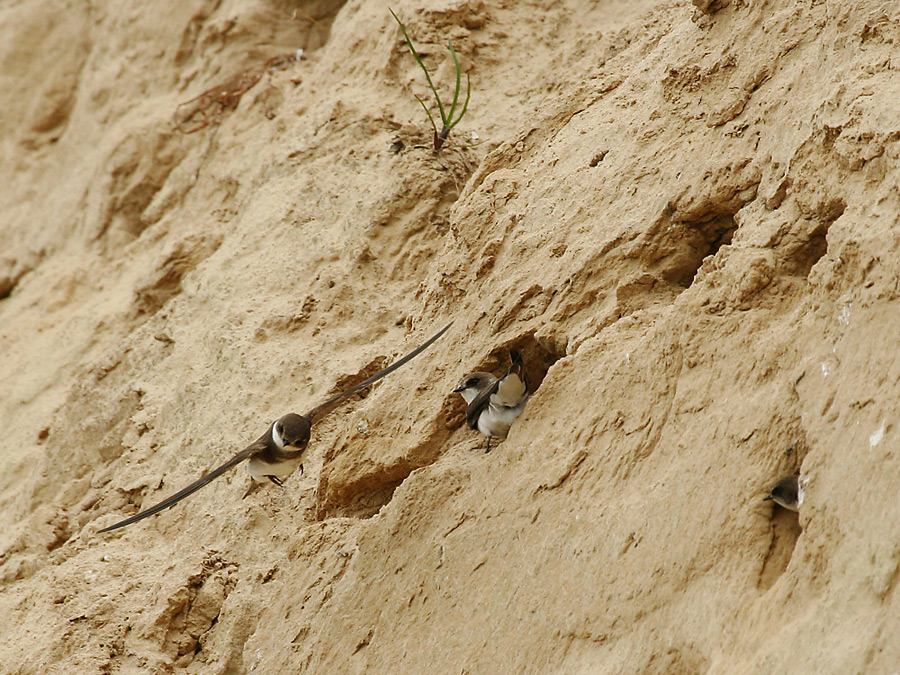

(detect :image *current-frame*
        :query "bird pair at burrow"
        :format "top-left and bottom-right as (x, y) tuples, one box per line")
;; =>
(99, 324), (530, 533)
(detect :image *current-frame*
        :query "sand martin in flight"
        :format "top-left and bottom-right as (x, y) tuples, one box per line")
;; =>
(99, 322), (452, 532)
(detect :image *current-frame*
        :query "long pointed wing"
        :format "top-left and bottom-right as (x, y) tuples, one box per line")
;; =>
(98, 444), (260, 533)
(304, 321), (453, 422)
(465, 377), (499, 430)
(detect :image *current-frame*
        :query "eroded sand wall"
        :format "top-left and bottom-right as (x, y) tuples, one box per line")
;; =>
(1, 1), (899, 672)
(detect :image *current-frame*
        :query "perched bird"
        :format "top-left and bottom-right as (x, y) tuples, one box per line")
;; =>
(98, 322), (452, 533)
(454, 351), (529, 452)
(763, 473), (805, 512)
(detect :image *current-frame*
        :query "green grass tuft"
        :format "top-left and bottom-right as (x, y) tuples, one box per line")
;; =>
(390, 9), (471, 151)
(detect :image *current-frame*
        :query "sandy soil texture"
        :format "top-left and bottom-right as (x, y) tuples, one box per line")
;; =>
(2, 0), (900, 672)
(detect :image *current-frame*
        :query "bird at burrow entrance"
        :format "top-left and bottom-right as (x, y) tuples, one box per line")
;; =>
(763, 472), (806, 512)
(454, 350), (529, 452)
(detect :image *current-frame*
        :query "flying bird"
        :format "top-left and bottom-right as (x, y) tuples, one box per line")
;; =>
(454, 351), (529, 452)
(99, 322), (452, 533)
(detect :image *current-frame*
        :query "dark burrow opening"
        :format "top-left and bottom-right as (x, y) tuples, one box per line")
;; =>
(316, 330), (565, 520)
(440, 329), (564, 447)
(462, 330), (563, 403)
(656, 212), (738, 288)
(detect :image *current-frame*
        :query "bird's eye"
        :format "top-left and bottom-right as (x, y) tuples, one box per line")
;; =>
(466, 378), (478, 387)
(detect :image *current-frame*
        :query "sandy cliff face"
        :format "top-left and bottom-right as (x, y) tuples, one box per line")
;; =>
(2, 0), (900, 672)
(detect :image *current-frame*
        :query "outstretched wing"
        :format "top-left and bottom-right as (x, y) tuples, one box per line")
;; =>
(303, 321), (453, 422)
(99, 321), (452, 533)
(98, 443), (262, 533)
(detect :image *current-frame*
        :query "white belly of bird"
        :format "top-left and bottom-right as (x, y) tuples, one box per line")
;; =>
(247, 456), (302, 483)
(477, 400), (526, 438)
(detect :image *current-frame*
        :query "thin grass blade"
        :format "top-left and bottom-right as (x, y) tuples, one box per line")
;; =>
(446, 38), (463, 124)
(390, 9), (448, 124)
(414, 94), (439, 137)
(447, 73), (471, 131)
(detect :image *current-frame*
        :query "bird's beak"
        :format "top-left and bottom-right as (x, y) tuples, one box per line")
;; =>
(453, 385), (466, 393)
(763, 495), (773, 501)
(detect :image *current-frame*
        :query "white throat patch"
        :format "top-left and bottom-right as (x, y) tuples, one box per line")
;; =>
(271, 423), (284, 449)
(460, 387), (480, 404)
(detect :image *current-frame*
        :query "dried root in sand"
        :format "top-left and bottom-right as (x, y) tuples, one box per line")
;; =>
(174, 50), (305, 134)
